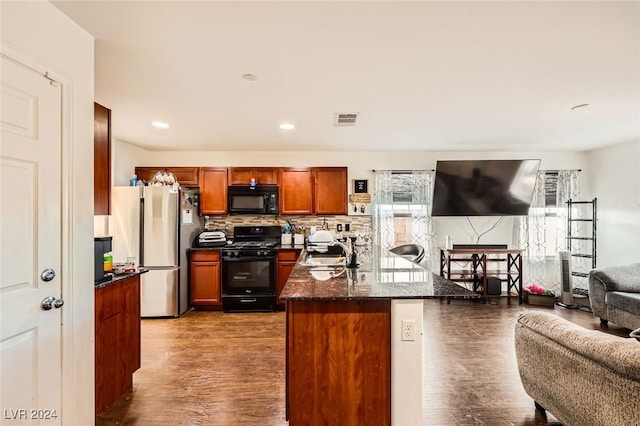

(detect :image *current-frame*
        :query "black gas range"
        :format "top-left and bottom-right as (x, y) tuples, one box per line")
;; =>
(221, 226), (281, 312)
(221, 240), (278, 259)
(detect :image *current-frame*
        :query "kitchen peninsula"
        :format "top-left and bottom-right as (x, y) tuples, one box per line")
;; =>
(95, 269), (148, 415)
(280, 247), (479, 426)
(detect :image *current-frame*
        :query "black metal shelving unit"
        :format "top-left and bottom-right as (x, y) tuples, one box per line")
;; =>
(566, 198), (597, 288)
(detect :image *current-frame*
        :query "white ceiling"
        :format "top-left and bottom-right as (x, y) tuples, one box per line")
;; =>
(52, 1), (640, 152)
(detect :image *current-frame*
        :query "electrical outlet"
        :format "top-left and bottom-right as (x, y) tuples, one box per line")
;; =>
(336, 224), (343, 232)
(401, 319), (416, 341)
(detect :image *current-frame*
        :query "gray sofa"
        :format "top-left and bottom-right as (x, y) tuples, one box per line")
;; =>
(515, 311), (640, 426)
(588, 263), (640, 330)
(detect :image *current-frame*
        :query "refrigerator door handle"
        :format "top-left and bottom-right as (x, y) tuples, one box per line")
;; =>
(139, 196), (145, 266)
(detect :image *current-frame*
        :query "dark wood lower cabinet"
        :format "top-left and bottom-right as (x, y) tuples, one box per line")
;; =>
(95, 275), (141, 415)
(286, 300), (391, 426)
(189, 250), (222, 310)
(277, 249), (301, 310)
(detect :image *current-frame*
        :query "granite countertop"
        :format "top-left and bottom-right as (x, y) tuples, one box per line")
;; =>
(188, 244), (305, 251)
(279, 246), (480, 301)
(95, 268), (149, 289)
(187, 246), (223, 251)
(277, 244), (305, 250)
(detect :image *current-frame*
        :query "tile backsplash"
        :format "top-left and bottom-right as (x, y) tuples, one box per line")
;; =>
(204, 215), (372, 238)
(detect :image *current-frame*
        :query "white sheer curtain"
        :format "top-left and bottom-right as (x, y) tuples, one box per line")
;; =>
(410, 170), (437, 269)
(554, 170), (582, 289)
(513, 170), (547, 287)
(512, 170), (581, 294)
(373, 170), (437, 269)
(373, 170), (395, 249)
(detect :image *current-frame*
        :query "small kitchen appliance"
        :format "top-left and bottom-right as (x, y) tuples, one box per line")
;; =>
(221, 225), (281, 312)
(196, 230), (227, 247)
(94, 236), (113, 284)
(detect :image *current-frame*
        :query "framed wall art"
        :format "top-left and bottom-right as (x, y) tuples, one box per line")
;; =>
(353, 179), (368, 194)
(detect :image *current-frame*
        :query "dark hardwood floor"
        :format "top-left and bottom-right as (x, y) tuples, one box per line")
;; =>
(96, 298), (631, 426)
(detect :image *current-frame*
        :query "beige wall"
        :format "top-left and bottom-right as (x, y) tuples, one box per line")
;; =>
(587, 139), (640, 267)
(114, 141), (588, 188)
(114, 139), (589, 244)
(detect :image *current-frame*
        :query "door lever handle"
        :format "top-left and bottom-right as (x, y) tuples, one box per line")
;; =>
(41, 296), (64, 310)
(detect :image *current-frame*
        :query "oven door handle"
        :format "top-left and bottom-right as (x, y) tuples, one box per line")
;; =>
(239, 298), (258, 303)
(222, 256), (275, 262)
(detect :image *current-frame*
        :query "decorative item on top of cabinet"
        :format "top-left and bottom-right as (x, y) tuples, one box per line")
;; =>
(277, 249), (301, 310)
(134, 166), (199, 186)
(189, 250), (222, 310)
(279, 168), (314, 215)
(228, 167), (278, 185)
(94, 102), (111, 215)
(314, 167), (348, 215)
(199, 168), (228, 215)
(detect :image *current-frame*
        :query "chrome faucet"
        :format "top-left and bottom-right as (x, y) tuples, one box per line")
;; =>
(330, 237), (358, 268)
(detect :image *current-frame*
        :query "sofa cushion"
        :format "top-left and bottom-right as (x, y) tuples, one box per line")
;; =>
(517, 311), (640, 380)
(590, 263), (640, 293)
(607, 291), (640, 316)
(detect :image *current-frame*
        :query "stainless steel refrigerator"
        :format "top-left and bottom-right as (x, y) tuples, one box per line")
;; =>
(110, 186), (203, 317)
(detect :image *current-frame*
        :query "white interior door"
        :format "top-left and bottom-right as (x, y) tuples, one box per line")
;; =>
(0, 55), (63, 423)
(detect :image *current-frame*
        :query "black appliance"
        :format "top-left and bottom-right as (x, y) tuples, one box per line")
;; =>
(94, 236), (112, 284)
(221, 225), (281, 312)
(431, 159), (541, 216)
(227, 185), (279, 215)
(485, 276), (502, 296)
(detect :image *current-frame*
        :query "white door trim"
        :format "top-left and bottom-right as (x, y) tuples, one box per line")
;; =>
(1, 44), (87, 421)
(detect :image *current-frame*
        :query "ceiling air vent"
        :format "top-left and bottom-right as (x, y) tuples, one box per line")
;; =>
(334, 112), (359, 127)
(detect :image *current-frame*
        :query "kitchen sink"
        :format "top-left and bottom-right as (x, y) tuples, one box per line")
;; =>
(299, 252), (346, 267)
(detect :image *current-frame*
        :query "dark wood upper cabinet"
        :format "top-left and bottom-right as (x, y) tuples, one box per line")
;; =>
(94, 102), (111, 215)
(314, 167), (348, 215)
(199, 167), (228, 215)
(228, 167), (278, 185)
(279, 168), (314, 215)
(134, 166), (199, 186)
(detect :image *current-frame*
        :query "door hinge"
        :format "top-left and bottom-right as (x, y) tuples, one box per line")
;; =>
(44, 72), (60, 87)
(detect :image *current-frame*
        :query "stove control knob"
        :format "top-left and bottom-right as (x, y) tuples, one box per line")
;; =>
(234, 251), (240, 258)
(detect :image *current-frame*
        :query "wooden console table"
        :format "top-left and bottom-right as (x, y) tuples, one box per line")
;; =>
(440, 248), (524, 304)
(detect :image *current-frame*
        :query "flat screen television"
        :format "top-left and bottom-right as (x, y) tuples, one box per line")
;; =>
(431, 159), (541, 216)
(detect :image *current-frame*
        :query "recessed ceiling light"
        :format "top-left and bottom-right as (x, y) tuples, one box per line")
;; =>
(570, 103), (592, 111)
(242, 74), (258, 81)
(279, 123), (295, 130)
(151, 121), (170, 129)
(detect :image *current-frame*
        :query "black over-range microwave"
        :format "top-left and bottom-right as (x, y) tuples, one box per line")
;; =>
(227, 185), (279, 215)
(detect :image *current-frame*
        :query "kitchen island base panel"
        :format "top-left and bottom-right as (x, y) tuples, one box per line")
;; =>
(391, 299), (424, 425)
(287, 300), (391, 426)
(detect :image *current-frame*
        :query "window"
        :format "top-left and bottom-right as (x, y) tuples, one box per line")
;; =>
(543, 172), (562, 257)
(377, 172), (431, 248)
